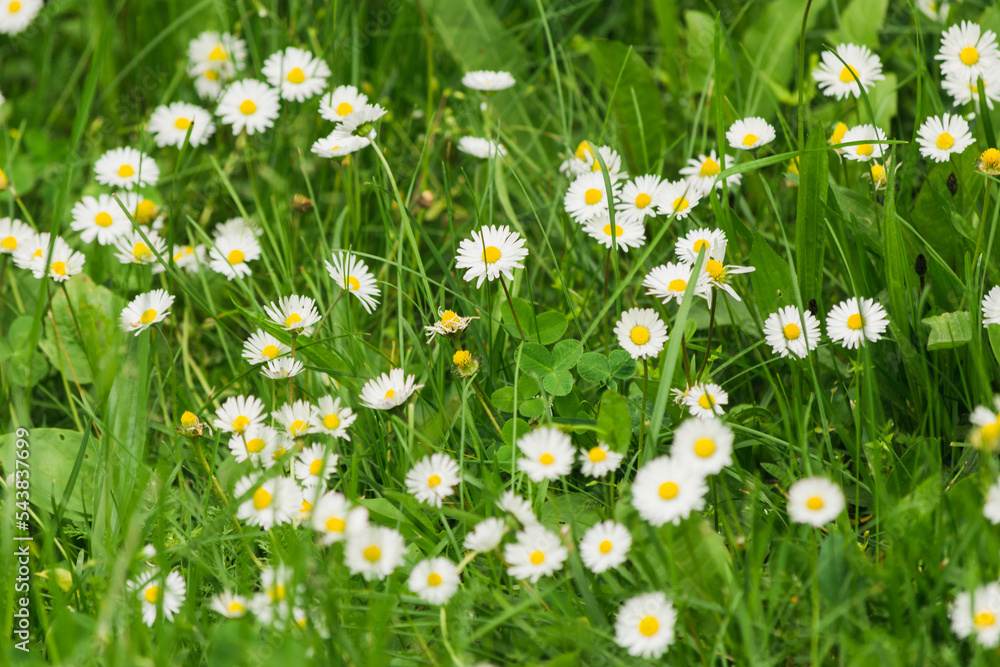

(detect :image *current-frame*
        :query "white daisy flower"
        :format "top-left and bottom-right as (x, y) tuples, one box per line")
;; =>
(787, 477), (845, 527)
(942, 67), (1000, 110)
(252, 569), (295, 626)
(564, 172), (620, 224)
(644, 261), (712, 305)
(11, 231), (49, 272)
(516, 426), (575, 482)
(406, 453), (461, 508)
(187, 31), (247, 81)
(558, 140), (599, 178)
(951, 582), (1000, 648)
(970, 397), (1000, 451)
(497, 491), (539, 527)
(94, 147), (159, 190)
(425, 308), (478, 339)
(675, 227), (727, 264)
(192, 67), (226, 100)
(584, 145), (629, 183)
(113, 230), (167, 267)
(458, 136), (506, 159)
(119, 289), (175, 335)
(812, 43), (885, 99)
(763, 305), (821, 359)
(408, 557), (460, 606)
(828, 121), (849, 151)
(130, 570), (186, 627)
(262, 47), (330, 102)
(0, 0), (42, 35)
(261, 356), (304, 380)
(503, 525), (568, 582)
(826, 297), (889, 349)
(462, 70), (516, 92)
(273, 400), (319, 439)
(264, 294), (322, 333)
(680, 150), (741, 195)
(683, 382), (728, 419)
(983, 286), (1000, 326)
(31, 239), (85, 282)
(313, 395), (357, 439)
(217, 80), (281, 135)
(70, 195), (130, 245)
(293, 443), (338, 488)
(614, 592), (677, 659)
(112, 191), (166, 230)
(0, 217), (31, 255)
(148, 102), (216, 148)
(171, 244), (206, 272)
(213, 394), (266, 434)
(210, 591), (249, 618)
(703, 255), (755, 302)
(614, 174), (664, 225)
(578, 442), (624, 478)
(215, 216), (260, 237)
(227, 424), (283, 466)
(631, 455), (708, 526)
(464, 517), (507, 552)
(326, 251), (380, 313)
(311, 491), (369, 545)
(726, 117), (776, 151)
(671, 417), (734, 476)
(839, 124), (888, 162)
(235, 473), (302, 530)
(310, 131), (371, 158)
(242, 329), (290, 366)
(334, 103), (387, 140)
(917, 113), (974, 163)
(917, 0), (949, 23)
(208, 228), (261, 280)
(455, 224), (528, 288)
(345, 525), (406, 580)
(984, 478), (1000, 525)
(656, 180), (701, 220)
(614, 307), (668, 360)
(579, 520), (631, 574)
(359, 368), (424, 410)
(584, 214), (646, 251)
(936, 21), (1000, 84)
(319, 84), (369, 121)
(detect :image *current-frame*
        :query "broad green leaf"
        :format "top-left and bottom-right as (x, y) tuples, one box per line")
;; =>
(795, 122), (829, 304)
(0, 429), (95, 518)
(551, 339), (582, 371)
(609, 349), (636, 379)
(535, 311), (569, 345)
(501, 418), (531, 448)
(922, 311), (972, 350)
(519, 397), (547, 419)
(839, 0), (889, 49)
(596, 390), (632, 453)
(516, 342), (552, 377)
(577, 352), (611, 382)
(749, 232), (793, 316)
(491, 376), (540, 413)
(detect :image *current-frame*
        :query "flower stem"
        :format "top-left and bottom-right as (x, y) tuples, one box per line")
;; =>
(700, 290), (718, 379)
(639, 357), (649, 460)
(499, 275), (526, 342)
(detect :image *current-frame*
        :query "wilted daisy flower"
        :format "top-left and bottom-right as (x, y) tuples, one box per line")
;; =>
(273, 400), (319, 439)
(32, 239), (85, 282)
(764, 305), (821, 359)
(917, 113), (974, 163)
(0, 0), (42, 34)
(726, 117), (776, 151)
(984, 478), (1000, 525)
(675, 227), (726, 264)
(326, 251), (380, 313)
(406, 453), (461, 507)
(812, 43), (885, 99)
(497, 491), (539, 527)
(319, 84), (369, 121)
(564, 172), (619, 224)
(826, 297), (889, 349)
(130, 570), (186, 626)
(310, 131), (370, 158)
(334, 103), (387, 140)
(359, 368), (424, 410)
(235, 474), (302, 529)
(970, 397), (1000, 452)
(951, 582), (1000, 648)
(462, 70), (516, 92)
(262, 47), (330, 102)
(114, 230), (167, 267)
(70, 195), (130, 245)
(311, 491), (368, 545)
(644, 261), (712, 305)
(683, 382), (728, 419)
(211, 591), (249, 618)
(217, 80), (281, 135)
(578, 442), (624, 477)
(937, 21), (999, 84)
(982, 285), (1000, 326)
(787, 477), (845, 527)
(345, 525), (406, 580)
(458, 136), (506, 159)
(409, 558), (460, 605)
(149, 102), (216, 148)
(208, 228), (260, 280)
(942, 67), (1000, 110)
(313, 395), (357, 439)
(261, 357), (304, 380)
(425, 308), (477, 339)
(119, 289), (174, 335)
(455, 224), (528, 288)
(614, 592), (677, 659)
(840, 124), (888, 162)
(615, 307), (668, 360)
(214, 394), (266, 434)
(504, 525), (568, 582)
(293, 443), (338, 488)
(464, 517), (507, 552)
(187, 31), (247, 80)
(227, 424), (282, 466)
(632, 456), (708, 526)
(264, 295), (321, 333)
(584, 215), (646, 251)
(94, 148), (159, 190)
(614, 175), (664, 225)
(671, 417), (734, 476)
(680, 151), (741, 195)
(516, 426), (575, 482)
(242, 329), (290, 366)
(579, 521), (631, 574)
(0, 217), (31, 255)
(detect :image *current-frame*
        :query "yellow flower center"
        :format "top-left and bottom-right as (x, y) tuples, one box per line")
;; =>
(326, 517), (346, 532)
(336, 102), (353, 116)
(742, 133), (758, 147)
(1, 236), (16, 250)
(847, 313), (864, 330)
(384, 388), (396, 400)
(285, 313), (302, 328)
(232, 415), (250, 432)
(603, 224), (624, 237)
(118, 164), (135, 178)
(694, 437), (716, 458)
(698, 393), (715, 409)
(981, 148), (1000, 168)
(584, 188), (602, 205)
(693, 239), (709, 253)
(139, 308), (157, 324)
(673, 196), (689, 212)
(453, 350), (472, 367)
(144, 586), (160, 604)
(9, 1), (21, 12)
(246, 438), (265, 453)
(309, 459), (324, 476)
(262, 344), (280, 360)
(323, 413), (340, 429)
(482, 245), (501, 264)
(363, 545), (382, 562)
(346, 275), (360, 291)
(539, 453), (555, 465)
(427, 572), (443, 586)
(700, 157), (721, 177)
(830, 122), (848, 145)
(239, 100), (257, 115)
(181, 411), (198, 427)
(51, 261), (67, 276)
(174, 117), (192, 130)
(870, 164), (886, 185)
(204, 69), (220, 81)
(706, 259), (725, 280)
(290, 419), (307, 436)
(173, 246), (193, 262)
(268, 585), (286, 601)
(133, 242), (151, 261)
(981, 420), (1000, 445)
(228, 249), (245, 265)
(936, 132), (954, 150)
(95, 212), (113, 227)
(208, 45), (227, 61)
(529, 551), (545, 565)
(838, 65), (859, 83)
(441, 310), (459, 325)
(599, 540), (613, 554)
(588, 446), (606, 463)
(629, 325), (650, 346)
(286, 67), (306, 84)
(32, 248), (42, 258)
(856, 144), (874, 157)
(975, 611), (997, 628)
(960, 46), (980, 66)
(659, 481), (679, 499)
(806, 496), (824, 511)
(638, 616), (659, 637)
(574, 140), (594, 161)
(783, 323), (801, 340)
(635, 192), (652, 208)
(228, 601), (244, 613)
(667, 278), (687, 292)
(428, 474), (442, 488)
(253, 487), (272, 510)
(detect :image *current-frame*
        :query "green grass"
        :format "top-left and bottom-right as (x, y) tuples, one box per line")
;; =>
(2, 0), (1000, 665)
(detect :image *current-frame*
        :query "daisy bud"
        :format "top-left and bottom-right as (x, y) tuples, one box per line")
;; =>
(915, 253), (927, 277)
(180, 411), (198, 428)
(976, 148), (1000, 175)
(0, 167), (8, 192)
(291, 194), (313, 212)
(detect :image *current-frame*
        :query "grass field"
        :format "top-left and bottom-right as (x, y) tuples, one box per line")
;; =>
(3, 0), (1000, 665)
